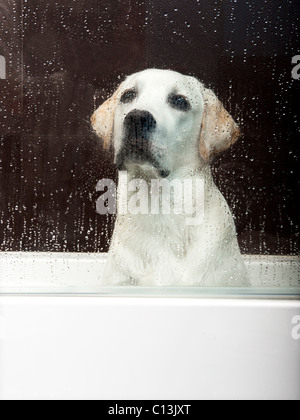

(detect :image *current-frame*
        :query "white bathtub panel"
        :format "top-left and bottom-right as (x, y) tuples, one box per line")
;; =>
(0, 297), (299, 400)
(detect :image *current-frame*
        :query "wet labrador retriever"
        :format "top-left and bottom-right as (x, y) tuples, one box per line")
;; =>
(92, 69), (248, 286)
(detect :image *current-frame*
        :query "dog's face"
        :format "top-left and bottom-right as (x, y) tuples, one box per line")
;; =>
(92, 69), (240, 178)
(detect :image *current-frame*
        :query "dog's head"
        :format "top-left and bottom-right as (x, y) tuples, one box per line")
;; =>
(91, 69), (240, 178)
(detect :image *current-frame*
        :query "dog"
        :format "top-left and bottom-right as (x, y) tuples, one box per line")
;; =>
(91, 69), (248, 286)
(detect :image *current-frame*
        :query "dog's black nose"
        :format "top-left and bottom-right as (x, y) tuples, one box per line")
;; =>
(124, 110), (157, 140)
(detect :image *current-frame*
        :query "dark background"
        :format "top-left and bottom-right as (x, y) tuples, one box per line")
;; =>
(0, 0), (299, 254)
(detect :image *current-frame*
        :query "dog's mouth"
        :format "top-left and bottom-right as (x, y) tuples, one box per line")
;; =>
(115, 141), (170, 178)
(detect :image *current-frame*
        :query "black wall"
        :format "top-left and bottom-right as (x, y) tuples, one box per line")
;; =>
(0, 0), (299, 254)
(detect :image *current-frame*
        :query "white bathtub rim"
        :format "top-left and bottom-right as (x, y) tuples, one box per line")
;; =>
(0, 252), (299, 297)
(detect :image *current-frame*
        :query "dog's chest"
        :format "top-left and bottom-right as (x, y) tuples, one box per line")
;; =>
(117, 214), (192, 259)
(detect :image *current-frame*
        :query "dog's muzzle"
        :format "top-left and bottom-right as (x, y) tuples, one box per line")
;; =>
(115, 109), (170, 177)
(116, 109), (157, 165)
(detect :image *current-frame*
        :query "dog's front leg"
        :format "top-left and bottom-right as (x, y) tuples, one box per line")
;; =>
(101, 253), (134, 286)
(182, 235), (249, 287)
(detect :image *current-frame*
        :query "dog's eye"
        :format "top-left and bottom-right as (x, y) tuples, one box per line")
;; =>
(168, 94), (191, 112)
(120, 89), (138, 104)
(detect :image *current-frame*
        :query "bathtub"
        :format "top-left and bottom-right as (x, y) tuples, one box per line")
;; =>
(0, 253), (299, 400)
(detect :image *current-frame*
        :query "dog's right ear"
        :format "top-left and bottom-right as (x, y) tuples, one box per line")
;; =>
(91, 85), (122, 150)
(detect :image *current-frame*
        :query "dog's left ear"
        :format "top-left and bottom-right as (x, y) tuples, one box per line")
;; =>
(199, 87), (241, 161)
(91, 85), (122, 150)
